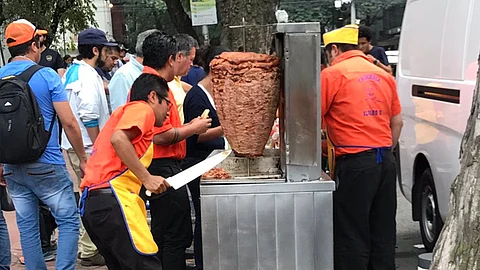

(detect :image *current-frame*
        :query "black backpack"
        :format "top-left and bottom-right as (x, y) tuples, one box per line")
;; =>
(0, 65), (56, 164)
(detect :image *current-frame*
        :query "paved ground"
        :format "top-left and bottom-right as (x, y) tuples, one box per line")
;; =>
(5, 187), (425, 269)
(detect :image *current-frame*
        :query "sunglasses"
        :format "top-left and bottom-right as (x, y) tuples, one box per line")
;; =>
(161, 97), (173, 111)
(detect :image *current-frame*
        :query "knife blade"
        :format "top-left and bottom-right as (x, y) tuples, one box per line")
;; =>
(146, 150), (232, 196)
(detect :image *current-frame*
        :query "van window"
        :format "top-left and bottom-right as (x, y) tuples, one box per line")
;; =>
(440, 0), (470, 80)
(400, 0), (447, 78)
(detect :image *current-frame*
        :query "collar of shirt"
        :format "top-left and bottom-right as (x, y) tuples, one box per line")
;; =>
(331, 50), (369, 66)
(143, 66), (161, 77)
(198, 83), (216, 109)
(73, 59), (101, 76)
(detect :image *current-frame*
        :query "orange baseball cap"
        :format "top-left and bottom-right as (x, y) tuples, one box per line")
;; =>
(38, 29), (48, 35)
(5, 19), (39, 47)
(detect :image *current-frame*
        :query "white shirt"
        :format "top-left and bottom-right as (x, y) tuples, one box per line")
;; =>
(61, 60), (110, 152)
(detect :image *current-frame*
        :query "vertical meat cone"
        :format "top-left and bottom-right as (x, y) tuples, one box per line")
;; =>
(211, 52), (281, 157)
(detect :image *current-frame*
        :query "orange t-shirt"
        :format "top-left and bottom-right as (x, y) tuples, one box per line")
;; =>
(142, 66), (186, 160)
(80, 101), (156, 191)
(321, 50), (401, 156)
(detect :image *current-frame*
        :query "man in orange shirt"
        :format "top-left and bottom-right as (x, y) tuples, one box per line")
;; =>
(79, 73), (172, 269)
(322, 25), (403, 270)
(140, 31), (211, 269)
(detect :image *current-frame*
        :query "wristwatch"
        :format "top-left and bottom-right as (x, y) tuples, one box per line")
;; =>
(373, 59), (379, 65)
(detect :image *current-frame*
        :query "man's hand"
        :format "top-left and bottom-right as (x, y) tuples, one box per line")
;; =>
(189, 117), (212, 134)
(143, 175), (171, 194)
(366, 54), (377, 63)
(0, 165), (6, 187)
(79, 159), (87, 178)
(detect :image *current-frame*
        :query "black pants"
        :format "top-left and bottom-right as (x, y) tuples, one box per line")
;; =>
(333, 149), (397, 270)
(184, 156), (204, 270)
(82, 191), (163, 270)
(39, 202), (56, 251)
(148, 158), (193, 270)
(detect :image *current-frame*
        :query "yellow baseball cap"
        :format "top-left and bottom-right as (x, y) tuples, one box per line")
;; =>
(323, 24), (359, 46)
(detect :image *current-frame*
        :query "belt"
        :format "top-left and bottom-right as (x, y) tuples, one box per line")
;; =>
(336, 148), (391, 162)
(88, 188), (113, 197)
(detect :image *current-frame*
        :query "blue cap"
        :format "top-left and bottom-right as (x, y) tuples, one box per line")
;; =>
(78, 28), (118, 46)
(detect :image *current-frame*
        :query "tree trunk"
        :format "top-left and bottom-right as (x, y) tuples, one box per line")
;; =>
(163, 0), (199, 41)
(430, 55), (480, 269)
(217, 0), (279, 54)
(49, 0), (74, 40)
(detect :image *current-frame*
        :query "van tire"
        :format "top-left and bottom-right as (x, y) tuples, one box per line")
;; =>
(419, 168), (443, 252)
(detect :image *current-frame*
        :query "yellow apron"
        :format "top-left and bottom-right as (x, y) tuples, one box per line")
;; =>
(326, 131), (336, 179)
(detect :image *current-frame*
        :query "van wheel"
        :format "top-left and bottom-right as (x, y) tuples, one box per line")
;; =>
(419, 168), (444, 252)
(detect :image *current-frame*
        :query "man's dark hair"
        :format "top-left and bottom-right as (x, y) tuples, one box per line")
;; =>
(199, 45), (230, 74)
(78, 44), (105, 60)
(63, 54), (71, 61)
(142, 32), (177, 70)
(174, 34), (198, 56)
(358, 26), (373, 42)
(130, 73), (169, 103)
(325, 43), (358, 54)
(8, 36), (41, 57)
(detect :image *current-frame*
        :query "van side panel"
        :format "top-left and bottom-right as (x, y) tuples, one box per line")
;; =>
(398, 0), (479, 220)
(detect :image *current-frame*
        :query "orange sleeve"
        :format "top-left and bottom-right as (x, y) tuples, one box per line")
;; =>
(321, 69), (341, 120)
(389, 78), (402, 116)
(115, 103), (155, 143)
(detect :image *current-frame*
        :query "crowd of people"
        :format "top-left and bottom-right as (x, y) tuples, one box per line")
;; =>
(0, 17), (401, 270)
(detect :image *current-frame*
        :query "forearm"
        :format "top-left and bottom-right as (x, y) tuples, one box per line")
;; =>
(391, 122), (403, 148)
(378, 62), (392, 74)
(86, 126), (100, 143)
(198, 126), (223, 143)
(111, 133), (150, 181)
(63, 123), (87, 161)
(153, 124), (197, 145)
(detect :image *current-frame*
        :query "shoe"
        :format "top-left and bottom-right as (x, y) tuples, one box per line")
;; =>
(43, 250), (56, 262)
(80, 253), (106, 267)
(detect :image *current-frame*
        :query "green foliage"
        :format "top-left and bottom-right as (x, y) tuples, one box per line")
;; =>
(2, 0), (97, 38)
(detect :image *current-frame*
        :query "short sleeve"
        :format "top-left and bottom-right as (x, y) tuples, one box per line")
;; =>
(378, 48), (390, 66)
(115, 103), (155, 142)
(321, 69), (341, 119)
(76, 77), (101, 122)
(55, 53), (65, 71)
(43, 68), (67, 102)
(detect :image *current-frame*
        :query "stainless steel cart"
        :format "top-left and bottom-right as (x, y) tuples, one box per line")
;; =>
(201, 22), (334, 270)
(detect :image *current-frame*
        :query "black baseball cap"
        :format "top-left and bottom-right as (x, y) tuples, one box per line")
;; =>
(78, 28), (117, 46)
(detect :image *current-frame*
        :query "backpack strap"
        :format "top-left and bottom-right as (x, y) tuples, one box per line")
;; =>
(18, 65), (57, 138)
(17, 65), (44, 82)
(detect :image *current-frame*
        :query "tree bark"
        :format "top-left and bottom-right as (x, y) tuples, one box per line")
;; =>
(430, 54), (480, 269)
(217, 0), (280, 54)
(163, 0), (199, 41)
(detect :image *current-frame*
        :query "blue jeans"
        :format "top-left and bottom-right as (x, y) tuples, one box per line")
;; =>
(4, 162), (80, 270)
(0, 209), (10, 270)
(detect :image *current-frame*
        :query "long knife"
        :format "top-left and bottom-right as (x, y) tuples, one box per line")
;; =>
(146, 150), (232, 196)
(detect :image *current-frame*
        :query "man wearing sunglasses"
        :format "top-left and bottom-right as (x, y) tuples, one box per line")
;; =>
(141, 31), (211, 270)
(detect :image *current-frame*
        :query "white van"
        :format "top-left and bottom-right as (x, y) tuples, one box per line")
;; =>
(397, 0), (480, 251)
